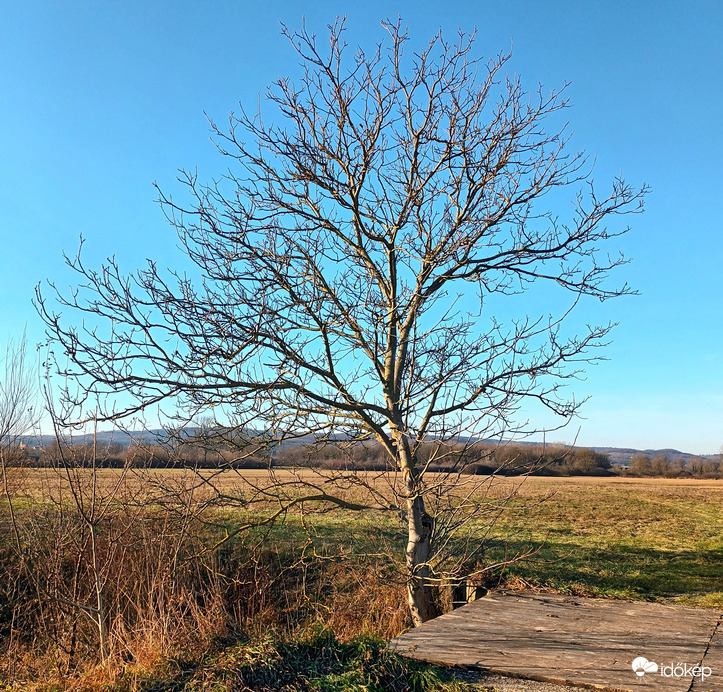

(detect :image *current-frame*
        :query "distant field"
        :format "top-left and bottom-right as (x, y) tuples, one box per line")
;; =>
(12, 465), (723, 491)
(481, 476), (723, 606)
(5, 469), (722, 606)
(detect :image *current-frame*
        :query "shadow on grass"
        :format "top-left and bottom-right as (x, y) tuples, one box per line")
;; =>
(245, 514), (722, 599)
(243, 515), (722, 603)
(485, 537), (723, 601)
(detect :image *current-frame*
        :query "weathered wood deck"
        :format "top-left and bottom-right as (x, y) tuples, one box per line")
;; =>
(390, 592), (722, 691)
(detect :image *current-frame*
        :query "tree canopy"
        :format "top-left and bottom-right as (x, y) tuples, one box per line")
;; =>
(38, 19), (647, 623)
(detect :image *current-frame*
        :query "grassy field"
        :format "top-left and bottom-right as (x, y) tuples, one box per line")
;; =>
(2, 470), (721, 690)
(7, 469), (723, 605)
(256, 474), (723, 606)
(479, 477), (723, 606)
(53, 469), (722, 603)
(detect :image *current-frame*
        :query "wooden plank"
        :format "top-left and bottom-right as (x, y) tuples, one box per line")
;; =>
(693, 616), (723, 692)
(390, 592), (723, 691)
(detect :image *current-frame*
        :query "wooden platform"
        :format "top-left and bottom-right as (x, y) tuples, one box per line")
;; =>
(390, 592), (723, 691)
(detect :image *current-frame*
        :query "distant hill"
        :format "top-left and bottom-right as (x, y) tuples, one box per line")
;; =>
(20, 430), (719, 465)
(22, 429), (170, 448)
(587, 446), (719, 466)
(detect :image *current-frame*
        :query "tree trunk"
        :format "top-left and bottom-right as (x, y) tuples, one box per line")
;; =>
(394, 430), (440, 625)
(406, 492), (439, 625)
(90, 523), (107, 663)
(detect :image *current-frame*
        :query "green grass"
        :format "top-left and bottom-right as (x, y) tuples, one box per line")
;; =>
(240, 478), (723, 607)
(110, 629), (478, 692)
(482, 481), (723, 605)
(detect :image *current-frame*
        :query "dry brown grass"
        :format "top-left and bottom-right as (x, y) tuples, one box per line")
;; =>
(10, 467), (722, 507)
(0, 465), (415, 690)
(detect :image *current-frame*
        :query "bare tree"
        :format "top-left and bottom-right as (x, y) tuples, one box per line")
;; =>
(3, 386), (131, 665)
(0, 333), (38, 644)
(0, 332), (37, 470)
(37, 19), (646, 624)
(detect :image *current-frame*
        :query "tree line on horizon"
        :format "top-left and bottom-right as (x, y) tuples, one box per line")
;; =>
(626, 452), (721, 478)
(8, 437), (721, 478)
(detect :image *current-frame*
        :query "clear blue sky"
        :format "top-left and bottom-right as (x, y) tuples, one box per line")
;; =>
(1, 0), (721, 454)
